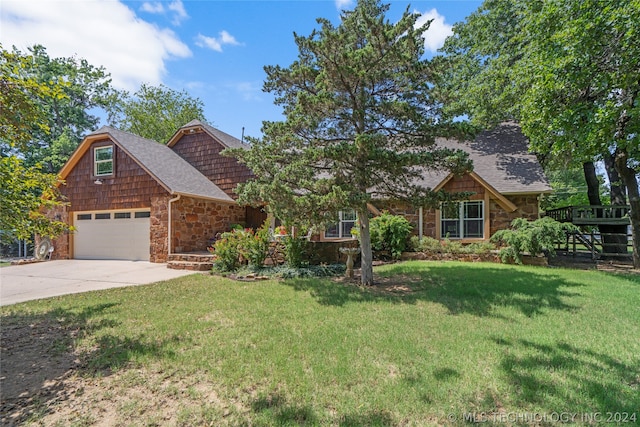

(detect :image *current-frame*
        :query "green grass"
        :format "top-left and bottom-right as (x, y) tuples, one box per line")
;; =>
(2, 261), (639, 426)
(0, 261), (10, 268)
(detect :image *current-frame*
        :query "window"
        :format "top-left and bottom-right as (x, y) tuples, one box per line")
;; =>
(95, 213), (111, 220)
(440, 201), (484, 239)
(94, 146), (113, 176)
(325, 209), (356, 238)
(135, 211), (151, 218)
(77, 214), (92, 220)
(114, 212), (131, 219)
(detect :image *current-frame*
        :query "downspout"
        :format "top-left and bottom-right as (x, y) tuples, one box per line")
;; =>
(418, 207), (424, 240)
(167, 194), (181, 256)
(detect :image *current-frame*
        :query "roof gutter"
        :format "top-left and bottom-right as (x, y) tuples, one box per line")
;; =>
(167, 194), (181, 256)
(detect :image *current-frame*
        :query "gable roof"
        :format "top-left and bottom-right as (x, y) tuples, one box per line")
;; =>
(418, 122), (552, 195)
(59, 126), (234, 203)
(167, 119), (250, 150)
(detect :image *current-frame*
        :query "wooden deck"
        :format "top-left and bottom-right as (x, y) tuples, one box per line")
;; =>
(545, 205), (631, 226)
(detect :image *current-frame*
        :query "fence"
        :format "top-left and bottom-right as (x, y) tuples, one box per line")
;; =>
(560, 230), (633, 260)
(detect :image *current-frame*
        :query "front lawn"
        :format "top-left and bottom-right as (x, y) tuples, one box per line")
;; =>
(1, 261), (638, 426)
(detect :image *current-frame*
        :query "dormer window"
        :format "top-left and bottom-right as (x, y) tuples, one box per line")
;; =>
(94, 146), (114, 176)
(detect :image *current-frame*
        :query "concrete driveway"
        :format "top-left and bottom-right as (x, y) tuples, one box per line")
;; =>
(0, 260), (197, 306)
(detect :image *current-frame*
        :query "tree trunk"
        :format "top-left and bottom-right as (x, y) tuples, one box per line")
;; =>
(582, 161), (602, 206)
(358, 207), (374, 285)
(614, 149), (640, 268)
(603, 151), (627, 205)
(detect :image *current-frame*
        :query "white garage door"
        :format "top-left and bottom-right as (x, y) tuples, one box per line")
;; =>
(73, 210), (151, 261)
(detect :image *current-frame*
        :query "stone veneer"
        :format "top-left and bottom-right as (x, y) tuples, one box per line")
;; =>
(171, 196), (245, 254)
(47, 205), (70, 260)
(490, 195), (540, 236)
(150, 196), (170, 263)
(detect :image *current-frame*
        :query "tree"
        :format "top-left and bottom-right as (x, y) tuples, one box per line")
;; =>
(0, 157), (68, 242)
(1, 45), (115, 173)
(108, 84), (206, 143)
(230, 0), (472, 285)
(0, 45), (70, 242)
(436, 0), (640, 267)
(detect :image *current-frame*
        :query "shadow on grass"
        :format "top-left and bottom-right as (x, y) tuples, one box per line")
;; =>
(251, 391), (394, 426)
(490, 337), (640, 413)
(0, 303), (178, 425)
(285, 263), (583, 317)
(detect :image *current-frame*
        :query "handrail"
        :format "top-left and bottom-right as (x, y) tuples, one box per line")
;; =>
(545, 205), (630, 223)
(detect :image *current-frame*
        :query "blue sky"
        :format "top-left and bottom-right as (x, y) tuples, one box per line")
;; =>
(1, 0), (482, 141)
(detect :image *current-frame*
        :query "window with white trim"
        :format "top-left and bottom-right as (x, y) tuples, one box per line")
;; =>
(325, 209), (357, 238)
(94, 146), (114, 176)
(441, 201), (484, 239)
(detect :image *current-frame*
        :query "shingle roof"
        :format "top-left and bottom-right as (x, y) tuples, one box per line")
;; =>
(89, 126), (234, 202)
(417, 122), (552, 194)
(179, 119), (249, 149)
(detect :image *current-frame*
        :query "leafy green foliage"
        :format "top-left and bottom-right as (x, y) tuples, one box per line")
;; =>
(108, 84), (206, 143)
(209, 230), (244, 272)
(210, 224), (272, 272)
(410, 236), (496, 255)
(0, 45), (72, 241)
(368, 212), (412, 259)
(242, 223), (272, 267)
(2, 45), (115, 172)
(281, 236), (309, 268)
(437, 0), (640, 267)
(229, 0), (473, 285)
(491, 217), (577, 264)
(0, 156), (69, 241)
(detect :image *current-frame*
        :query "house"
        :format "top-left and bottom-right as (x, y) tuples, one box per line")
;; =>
(319, 122), (552, 242)
(49, 120), (265, 262)
(49, 121), (549, 263)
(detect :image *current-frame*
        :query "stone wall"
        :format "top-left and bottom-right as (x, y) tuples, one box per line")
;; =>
(490, 195), (540, 236)
(150, 196), (170, 262)
(171, 196), (245, 254)
(48, 205), (70, 260)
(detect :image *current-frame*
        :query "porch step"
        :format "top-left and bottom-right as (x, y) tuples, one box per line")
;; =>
(167, 260), (213, 271)
(167, 252), (215, 271)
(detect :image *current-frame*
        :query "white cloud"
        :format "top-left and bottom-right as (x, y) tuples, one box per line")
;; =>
(195, 31), (242, 53)
(232, 82), (262, 102)
(415, 8), (453, 53)
(140, 2), (164, 14)
(167, 0), (188, 26)
(140, 0), (188, 26)
(0, 0), (192, 91)
(335, 0), (354, 10)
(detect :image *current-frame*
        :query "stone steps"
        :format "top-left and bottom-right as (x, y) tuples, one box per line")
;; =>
(167, 252), (214, 271)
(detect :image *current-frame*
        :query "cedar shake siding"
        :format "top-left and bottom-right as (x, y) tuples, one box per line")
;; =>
(170, 131), (254, 199)
(60, 139), (169, 212)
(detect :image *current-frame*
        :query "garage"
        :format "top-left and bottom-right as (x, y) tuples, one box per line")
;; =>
(73, 210), (151, 261)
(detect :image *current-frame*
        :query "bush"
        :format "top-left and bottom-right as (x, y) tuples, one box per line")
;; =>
(242, 223), (271, 267)
(210, 229), (244, 272)
(410, 236), (496, 255)
(491, 217), (577, 264)
(282, 235), (309, 268)
(369, 212), (412, 259)
(210, 223), (271, 272)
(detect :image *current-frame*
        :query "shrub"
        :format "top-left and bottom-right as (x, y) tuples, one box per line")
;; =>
(210, 223), (272, 272)
(410, 236), (442, 253)
(210, 229), (244, 272)
(369, 212), (412, 259)
(241, 223), (271, 267)
(282, 235), (309, 268)
(491, 217), (577, 264)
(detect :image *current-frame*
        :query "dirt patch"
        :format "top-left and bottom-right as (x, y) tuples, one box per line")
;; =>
(1, 315), (81, 425)
(0, 313), (244, 426)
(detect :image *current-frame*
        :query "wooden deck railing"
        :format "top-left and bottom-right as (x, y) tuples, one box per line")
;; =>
(545, 205), (630, 225)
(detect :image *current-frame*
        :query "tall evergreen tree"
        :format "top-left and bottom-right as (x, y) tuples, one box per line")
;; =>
(230, 0), (471, 285)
